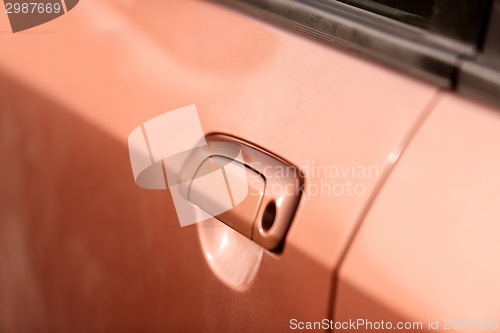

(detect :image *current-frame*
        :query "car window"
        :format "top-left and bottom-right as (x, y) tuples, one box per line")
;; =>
(338, 0), (434, 29)
(334, 0), (490, 46)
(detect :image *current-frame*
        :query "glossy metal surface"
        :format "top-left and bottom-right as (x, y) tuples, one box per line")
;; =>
(335, 92), (500, 328)
(197, 218), (264, 287)
(0, 0), (438, 331)
(206, 134), (303, 251)
(195, 157), (265, 239)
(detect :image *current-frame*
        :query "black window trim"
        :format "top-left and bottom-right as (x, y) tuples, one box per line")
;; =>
(214, 0), (500, 108)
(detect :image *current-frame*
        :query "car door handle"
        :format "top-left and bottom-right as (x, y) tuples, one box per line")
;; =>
(189, 134), (303, 251)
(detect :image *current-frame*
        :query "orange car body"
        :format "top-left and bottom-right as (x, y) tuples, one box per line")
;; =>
(0, 1), (499, 332)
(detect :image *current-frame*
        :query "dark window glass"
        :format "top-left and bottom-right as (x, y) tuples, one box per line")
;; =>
(336, 0), (491, 45)
(338, 0), (434, 29)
